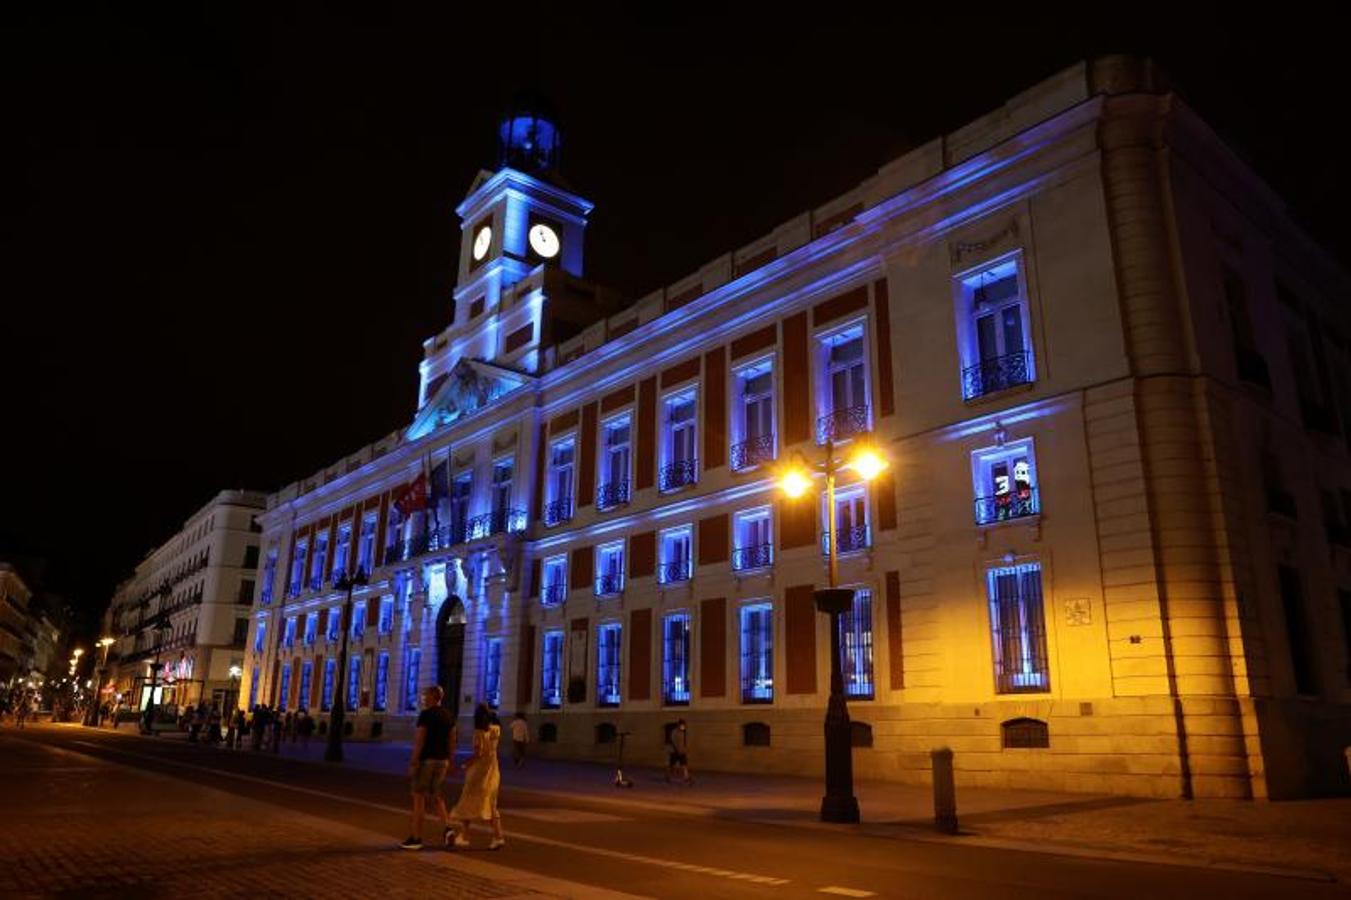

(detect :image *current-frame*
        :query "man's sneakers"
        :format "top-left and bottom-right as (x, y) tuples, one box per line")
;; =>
(399, 836), (423, 851)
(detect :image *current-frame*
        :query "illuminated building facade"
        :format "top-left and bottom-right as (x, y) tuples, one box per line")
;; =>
(243, 59), (1351, 798)
(105, 490), (265, 713)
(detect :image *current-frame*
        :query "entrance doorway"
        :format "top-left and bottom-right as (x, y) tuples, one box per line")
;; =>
(437, 597), (467, 717)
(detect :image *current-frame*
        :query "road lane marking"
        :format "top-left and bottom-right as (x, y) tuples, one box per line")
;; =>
(511, 808), (629, 823)
(66, 740), (791, 888)
(819, 889), (876, 897)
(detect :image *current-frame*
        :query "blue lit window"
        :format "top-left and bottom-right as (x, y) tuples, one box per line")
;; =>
(326, 607), (341, 642)
(597, 623), (622, 707)
(541, 630), (564, 709)
(350, 600), (366, 640)
(403, 647), (421, 711)
(321, 658), (335, 711)
(987, 562), (1050, 693)
(660, 391), (699, 492)
(597, 416), (632, 510)
(299, 660), (313, 711)
(824, 486), (870, 555)
(347, 655), (361, 709)
(740, 602), (774, 704)
(840, 588), (874, 699)
(663, 613), (691, 705)
(309, 531), (329, 591)
(332, 520), (352, 580)
(378, 596), (394, 635)
(450, 472), (472, 543)
(260, 547), (278, 605)
(357, 513), (377, 573)
(957, 257), (1034, 400)
(545, 440), (575, 525)
(817, 324), (871, 444)
(278, 664), (292, 711)
(282, 617), (296, 649)
(658, 526), (692, 584)
(253, 620), (266, 654)
(288, 539), (308, 597)
(731, 359), (776, 470)
(303, 612), (318, 647)
(595, 542), (625, 596)
(374, 651), (390, 711)
(972, 438), (1039, 525)
(732, 508), (773, 571)
(482, 637), (503, 709)
(249, 666), (260, 708)
(542, 555), (568, 606)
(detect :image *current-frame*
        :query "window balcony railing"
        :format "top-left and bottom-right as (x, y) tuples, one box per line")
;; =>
(730, 433), (776, 470)
(817, 404), (870, 444)
(543, 497), (574, 527)
(822, 525), (871, 556)
(594, 573), (624, 597)
(974, 488), (1040, 525)
(541, 583), (567, 606)
(658, 459), (698, 492)
(468, 508), (527, 539)
(596, 480), (631, 510)
(428, 523), (467, 551)
(657, 561), (690, 584)
(731, 544), (773, 572)
(962, 350), (1032, 400)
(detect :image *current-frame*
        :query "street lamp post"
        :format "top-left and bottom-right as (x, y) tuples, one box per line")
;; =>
(83, 637), (115, 727)
(779, 440), (888, 824)
(324, 565), (368, 763)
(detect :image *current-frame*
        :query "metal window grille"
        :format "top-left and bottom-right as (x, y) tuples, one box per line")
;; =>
(597, 624), (622, 707)
(299, 662), (312, 708)
(378, 598), (393, 635)
(374, 652), (389, 711)
(321, 660), (335, 711)
(483, 638), (502, 708)
(658, 458), (698, 492)
(346, 656), (361, 709)
(1001, 717), (1050, 749)
(278, 665), (292, 710)
(740, 604), (774, 703)
(663, 614), (691, 705)
(817, 403), (870, 444)
(962, 350), (1032, 399)
(975, 487), (1040, 525)
(987, 564), (1050, 693)
(840, 589), (874, 699)
(731, 543), (773, 571)
(403, 648), (421, 711)
(541, 631), (564, 709)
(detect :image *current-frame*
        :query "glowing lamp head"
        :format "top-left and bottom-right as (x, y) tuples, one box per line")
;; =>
(72, 648), (84, 658)
(98, 637), (115, 648)
(848, 447), (888, 482)
(780, 468), (813, 499)
(229, 665), (243, 679)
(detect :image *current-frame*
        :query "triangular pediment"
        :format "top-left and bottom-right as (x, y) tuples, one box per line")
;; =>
(406, 357), (534, 441)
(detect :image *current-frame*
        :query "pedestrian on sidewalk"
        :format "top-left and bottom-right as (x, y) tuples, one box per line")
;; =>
(297, 708), (315, 747)
(250, 705), (268, 751)
(226, 708), (242, 748)
(448, 703), (505, 851)
(15, 694), (29, 729)
(666, 718), (692, 785)
(271, 708), (284, 753)
(283, 710), (295, 744)
(207, 704), (223, 745)
(400, 685), (455, 851)
(509, 712), (529, 768)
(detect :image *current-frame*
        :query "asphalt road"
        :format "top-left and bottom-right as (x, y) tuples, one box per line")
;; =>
(3, 724), (1346, 899)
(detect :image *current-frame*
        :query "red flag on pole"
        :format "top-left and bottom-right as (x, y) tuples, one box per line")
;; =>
(394, 474), (428, 516)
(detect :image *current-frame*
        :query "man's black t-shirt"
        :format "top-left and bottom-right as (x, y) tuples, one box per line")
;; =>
(416, 706), (454, 760)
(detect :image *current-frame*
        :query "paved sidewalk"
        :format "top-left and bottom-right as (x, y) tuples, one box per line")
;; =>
(204, 731), (1351, 883)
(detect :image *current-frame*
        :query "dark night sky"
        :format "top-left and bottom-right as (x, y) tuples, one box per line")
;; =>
(4, 8), (1347, 638)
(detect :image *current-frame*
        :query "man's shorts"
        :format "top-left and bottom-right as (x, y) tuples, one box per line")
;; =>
(411, 759), (449, 797)
(668, 752), (688, 767)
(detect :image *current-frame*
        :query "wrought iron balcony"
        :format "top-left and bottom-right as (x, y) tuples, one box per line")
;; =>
(428, 523), (467, 551)
(658, 459), (698, 492)
(468, 508), (527, 539)
(731, 544), (773, 572)
(657, 561), (690, 584)
(962, 350), (1032, 400)
(822, 525), (871, 555)
(817, 404), (870, 444)
(974, 488), (1040, 525)
(596, 480), (631, 510)
(730, 433), (775, 470)
(543, 497), (574, 527)
(541, 583), (567, 606)
(594, 573), (624, 596)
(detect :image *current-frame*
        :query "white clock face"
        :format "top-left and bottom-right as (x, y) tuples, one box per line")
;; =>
(472, 225), (492, 262)
(528, 223), (560, 259)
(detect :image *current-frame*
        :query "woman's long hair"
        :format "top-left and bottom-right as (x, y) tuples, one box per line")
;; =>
(473, 702), (491, 731)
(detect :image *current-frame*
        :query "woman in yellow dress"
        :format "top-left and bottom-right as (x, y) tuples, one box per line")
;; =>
(449, 703), (505, 849)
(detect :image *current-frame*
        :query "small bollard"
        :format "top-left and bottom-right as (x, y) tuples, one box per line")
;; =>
(931, 747), (958, 834)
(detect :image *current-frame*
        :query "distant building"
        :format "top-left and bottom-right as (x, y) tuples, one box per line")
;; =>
(242, 58), (1351, 799)
(104, 490), (266, 712)
(0, 564), (36, 686)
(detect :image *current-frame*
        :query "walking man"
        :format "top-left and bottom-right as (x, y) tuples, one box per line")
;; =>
(509, 712), (530, 768)
(666, 718), (692, 785)
(401, 685), (455, 851)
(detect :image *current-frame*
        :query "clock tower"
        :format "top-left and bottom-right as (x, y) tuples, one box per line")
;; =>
(454, 95), (593, 299)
